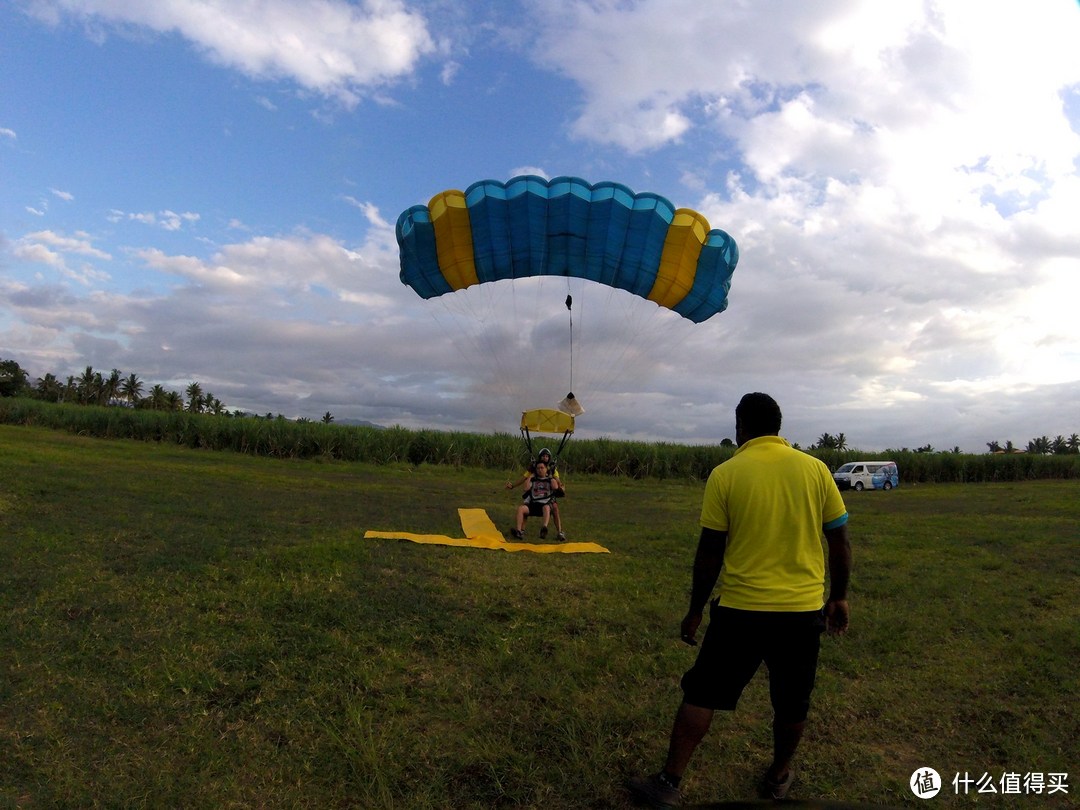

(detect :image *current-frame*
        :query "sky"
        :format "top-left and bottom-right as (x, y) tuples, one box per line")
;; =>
(2, 0), (1080, 454)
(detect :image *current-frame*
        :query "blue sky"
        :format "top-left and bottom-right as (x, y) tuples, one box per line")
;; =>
(3, 0), (1080, 453)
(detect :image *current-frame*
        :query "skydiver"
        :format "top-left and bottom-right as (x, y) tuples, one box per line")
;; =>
(506, 447), (567, 540)
(510, 460), (564, 540)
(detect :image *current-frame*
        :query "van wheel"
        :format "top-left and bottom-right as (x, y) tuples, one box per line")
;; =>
(882, 481), (893, 491)
(854, 482), (864, 491)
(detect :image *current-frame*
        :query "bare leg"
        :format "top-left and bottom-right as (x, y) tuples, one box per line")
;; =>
(766, 719), (805, 782)
(663, 702), (714, 778)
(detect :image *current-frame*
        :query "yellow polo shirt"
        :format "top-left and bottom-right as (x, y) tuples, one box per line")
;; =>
(700, 435), (847, 611)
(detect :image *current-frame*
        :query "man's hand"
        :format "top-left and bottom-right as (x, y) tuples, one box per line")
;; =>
(680, 611), (703, 646)
(825, 598), (849, 636)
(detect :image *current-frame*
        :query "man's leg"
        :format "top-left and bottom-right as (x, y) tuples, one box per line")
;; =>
(766, 718), (805, 783)
(761, 611), (821, 796)
(628, 702), (713, 806)
(515, 505), (527, 531)
(663, 701), (714, 778)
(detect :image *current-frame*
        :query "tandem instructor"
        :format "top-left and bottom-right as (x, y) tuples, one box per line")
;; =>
(630, 392), (852, 807)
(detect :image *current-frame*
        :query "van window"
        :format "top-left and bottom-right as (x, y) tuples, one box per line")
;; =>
(836, 463), (855, 474)
(853, 465), (865, 473)
(867, 464), (883, 473)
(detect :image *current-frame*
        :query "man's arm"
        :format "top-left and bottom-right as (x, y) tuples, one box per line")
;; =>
(681, 527), (726, 645)
(824, 523), (852, 635)
(505, 472), (530, 489)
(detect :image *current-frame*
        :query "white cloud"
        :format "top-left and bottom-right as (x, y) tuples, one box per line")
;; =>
(28, 0), (437, 106)
(119, 210), (201, 230)
(49, 187), (74, 201)
(18, 230), (111, 260)
(159, 210), (200, 231)
(1, 127), (16, 140)
(11, 231), (112, 286)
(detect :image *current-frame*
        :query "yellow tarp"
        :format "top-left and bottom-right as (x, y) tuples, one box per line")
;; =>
(364, 508), (609, 554)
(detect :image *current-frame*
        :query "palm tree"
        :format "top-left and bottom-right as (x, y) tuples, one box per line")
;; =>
(120, 373), (143, 406)
(835, 432), (847, 451)
(986, 440), (1002, 453)
(1067, 434), (1080, 454)
(185, 382), (203, 413)
(1051, 435), (1068, 455)
(1026, 436), (1051, 454)
(322, 411), (334, 424)
(166, 390), (183, 411)
(102, 369), (123, 405)
(148, 384), (167, 410)
(35, 373), (64, 402)
(76, 366), (98, 404)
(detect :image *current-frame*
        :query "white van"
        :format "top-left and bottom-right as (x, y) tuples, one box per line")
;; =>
(833, 461), (899, 491)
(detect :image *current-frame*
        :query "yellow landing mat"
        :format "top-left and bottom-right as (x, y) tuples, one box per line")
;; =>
(364, 508), (609, 554)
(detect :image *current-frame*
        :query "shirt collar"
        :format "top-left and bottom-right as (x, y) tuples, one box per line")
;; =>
(733, 434), (790, 455)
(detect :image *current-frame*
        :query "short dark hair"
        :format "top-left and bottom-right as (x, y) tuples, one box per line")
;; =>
(735, 392), (782, 438)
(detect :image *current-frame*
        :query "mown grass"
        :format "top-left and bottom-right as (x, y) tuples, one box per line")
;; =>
(1, 426), (1077, 808)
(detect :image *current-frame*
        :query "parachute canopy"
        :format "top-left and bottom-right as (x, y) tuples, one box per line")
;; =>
(396, 175), (739, 323)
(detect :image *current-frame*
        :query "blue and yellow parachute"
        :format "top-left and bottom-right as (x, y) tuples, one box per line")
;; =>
(396, 175), (738, 323)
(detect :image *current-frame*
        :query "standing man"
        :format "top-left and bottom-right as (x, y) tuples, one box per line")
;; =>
(629, 392), (852, 806)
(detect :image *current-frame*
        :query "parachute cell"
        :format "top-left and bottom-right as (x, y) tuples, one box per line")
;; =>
(396, 175), (738, 323)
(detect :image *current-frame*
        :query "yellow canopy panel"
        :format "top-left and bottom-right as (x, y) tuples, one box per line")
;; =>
(521, 408), (575, 434)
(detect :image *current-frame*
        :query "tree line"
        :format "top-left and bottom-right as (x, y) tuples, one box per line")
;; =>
(0, 358), (334, 424)
(4, 357), (1079, 453)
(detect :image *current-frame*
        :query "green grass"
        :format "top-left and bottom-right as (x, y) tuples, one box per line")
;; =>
(1, 426), (1077, 808)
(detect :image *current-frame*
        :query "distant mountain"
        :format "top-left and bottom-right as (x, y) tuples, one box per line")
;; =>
(334, 418), (385, 429)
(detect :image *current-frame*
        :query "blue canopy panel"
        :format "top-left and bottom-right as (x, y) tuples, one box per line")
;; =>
(396, 175), (738, 323)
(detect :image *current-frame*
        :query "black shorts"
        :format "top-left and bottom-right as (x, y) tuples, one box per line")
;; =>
(525, 501), (550, 517)
(680, 604), (825, 723)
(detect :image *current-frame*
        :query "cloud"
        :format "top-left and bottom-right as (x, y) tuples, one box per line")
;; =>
(27, 0), (438, 106)
(115, 209), (201, 230)
(1, 127), (16, 140)
(2, 227), (436, 421)
(49, 188), (74, 201)
(18, 230), (111, 260)
(10, 230), (113, 286)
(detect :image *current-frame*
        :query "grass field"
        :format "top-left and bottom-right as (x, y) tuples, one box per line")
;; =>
(1, 425), (1077, 808)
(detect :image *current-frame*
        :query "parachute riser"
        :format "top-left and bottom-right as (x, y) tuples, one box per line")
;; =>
(520, 425), (573, 468)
